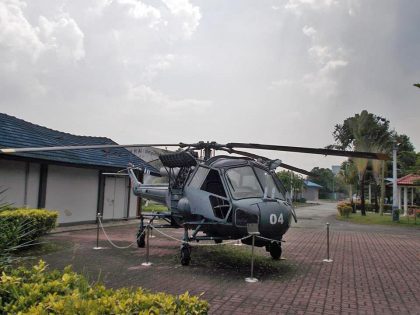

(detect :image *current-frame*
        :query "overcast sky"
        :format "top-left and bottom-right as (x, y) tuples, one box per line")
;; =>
(1, 0), (419, 172)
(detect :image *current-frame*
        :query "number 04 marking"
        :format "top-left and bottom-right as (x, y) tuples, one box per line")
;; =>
(269, 213), (284, 225)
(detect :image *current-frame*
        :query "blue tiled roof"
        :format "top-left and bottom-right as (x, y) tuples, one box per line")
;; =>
(0, 113), (159, 174)
(304, 180), (323, 188)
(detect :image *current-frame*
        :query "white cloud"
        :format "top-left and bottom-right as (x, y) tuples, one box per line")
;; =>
(0, 1), (85, 63)
(162, 0), (201, 38)
(38, 15), (85, 62)
(302, 25), (316, 38)
(142, 54), (176, 81)
(285, 0), (338, 15)
(117, 0), (162, 28)
(127, 84), (211, 114)
(0, 0), (44, 59)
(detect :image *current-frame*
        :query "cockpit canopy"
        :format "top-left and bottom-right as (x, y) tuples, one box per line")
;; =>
(188, 161), (285, 201)
(226, 166), (284, 200)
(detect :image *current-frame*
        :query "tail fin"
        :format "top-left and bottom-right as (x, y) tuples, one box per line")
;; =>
(127, 164), (142, 194)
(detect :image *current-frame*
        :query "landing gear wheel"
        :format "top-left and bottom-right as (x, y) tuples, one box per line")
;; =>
(137, 228), (145, 248)
(214, 239), (223, 244)
(269, 242), (282, 260)
(180, 244), (191, 266)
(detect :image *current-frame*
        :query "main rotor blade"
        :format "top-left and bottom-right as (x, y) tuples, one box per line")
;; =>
(226, 143), (388, 160)
(0, 143), (181, 154)
(221, 148), (316, 176)
(279, 163), (315, 177)
(221, 148), (269, 162)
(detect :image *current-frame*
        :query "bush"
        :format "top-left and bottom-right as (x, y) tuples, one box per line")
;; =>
(0, 209), (58, 268)
(337, 202), (352, 218)
(0, 260), (209, 314)
(0, 209), (58, 246)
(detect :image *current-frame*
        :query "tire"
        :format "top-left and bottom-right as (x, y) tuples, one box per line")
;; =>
(180, 244), (191, 266)
(137, 229), (145, 248)
(214, 239), (223, 244)
(269, 242), (282, 260)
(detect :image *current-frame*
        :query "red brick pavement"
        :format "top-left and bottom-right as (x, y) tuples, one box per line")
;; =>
(41, 224), (420, 315)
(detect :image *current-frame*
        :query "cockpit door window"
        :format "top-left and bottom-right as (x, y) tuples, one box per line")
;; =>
(254, 167), (285, 200)
(189, 166), (209, 188)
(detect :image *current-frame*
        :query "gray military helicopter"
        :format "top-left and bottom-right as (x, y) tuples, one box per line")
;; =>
(1, 141), (387, 265)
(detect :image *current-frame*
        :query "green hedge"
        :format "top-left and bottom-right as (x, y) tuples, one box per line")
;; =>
(0, 260), (209, 314)
(0, 209), (58, 251)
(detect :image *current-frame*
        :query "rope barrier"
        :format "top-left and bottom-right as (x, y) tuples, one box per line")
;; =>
(97, 218), (284, 249)
(150, 225), (254, 247)
(254, 235), (284, 243)
(98, 217), (146, 249)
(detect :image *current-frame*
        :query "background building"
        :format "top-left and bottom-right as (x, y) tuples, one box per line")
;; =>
(302, 180), (323, 202)
(0, 113), (158, 225)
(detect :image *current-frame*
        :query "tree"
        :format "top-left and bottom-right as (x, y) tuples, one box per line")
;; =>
(276, 170), (304, 201)
(394, 134), (416, 176)
(408, 152), (420, 175)
(331, 110), (394, 215)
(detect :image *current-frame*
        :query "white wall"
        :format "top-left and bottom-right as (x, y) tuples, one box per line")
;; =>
(45, 165), (99, 224)
(303, 187), (319, 202)
(0, 159), (39, 208)
(0, 159), (139, 224)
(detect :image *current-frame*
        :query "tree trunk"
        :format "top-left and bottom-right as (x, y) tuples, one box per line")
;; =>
(374, 185), (379, 213)
(379, 160), (385, 216)
(360, 172), (366, 216)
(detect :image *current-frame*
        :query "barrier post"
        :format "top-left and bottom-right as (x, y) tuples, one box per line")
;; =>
(245, 223), (259, 283)
(93, 212), (103, 250)
(323, 222), (333, 263)
(141, 225), (152, 266)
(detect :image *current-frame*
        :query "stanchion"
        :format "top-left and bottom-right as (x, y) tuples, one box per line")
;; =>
(141, 225), (152, 266)
(93, 213), (104, 250)
(245, 223), (259, 283)
(322, 222), (333, 263)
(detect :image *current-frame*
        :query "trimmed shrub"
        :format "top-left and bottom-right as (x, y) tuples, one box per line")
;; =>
(0, 260), (209, 314)
(337, 202), (352, 218)
(0, 209), (58, 268)
(0, 209), (58, 246)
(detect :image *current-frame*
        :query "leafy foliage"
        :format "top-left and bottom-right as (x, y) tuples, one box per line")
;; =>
(337, 202), (352, 218)
(0, 209), (58, 269)
(330, 110), (417, 214)
(0, 260), (209, 314)
(276, 171), (304, 200)
(0, 209), (58, 246)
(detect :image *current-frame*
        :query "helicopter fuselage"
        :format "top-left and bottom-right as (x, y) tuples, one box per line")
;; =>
(130, 155), (296, 247)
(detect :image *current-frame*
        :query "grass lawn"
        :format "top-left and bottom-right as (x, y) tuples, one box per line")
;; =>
(336, 211), (420, 227)
(142, 203), (168, 212)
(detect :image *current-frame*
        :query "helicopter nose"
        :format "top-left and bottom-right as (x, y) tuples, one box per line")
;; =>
(257, 201), (291, 239)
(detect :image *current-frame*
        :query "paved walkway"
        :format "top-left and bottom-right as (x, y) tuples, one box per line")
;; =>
(39, 203), (420, 314)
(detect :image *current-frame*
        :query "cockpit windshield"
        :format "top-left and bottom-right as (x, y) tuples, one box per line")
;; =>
(254, 167), (284, 200)
(225, 166), (284, 200)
